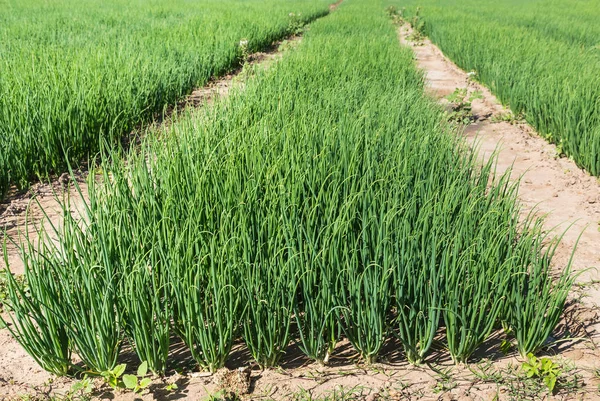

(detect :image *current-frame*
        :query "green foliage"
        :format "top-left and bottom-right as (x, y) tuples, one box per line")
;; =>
(100, 364), (126, 390)
(288, 12), (307, 36)
(506, 222), (579, 357)
(203, 391), (242, 401)
(385, 5), (405, 25)
(499, 339), (513, 355)
(93, 362), (152, 393)
(0, 269), (26, 314)
(122, 361), (152, 394)
(120, 258), (171, 375)
(170, 229), (243, 372)
(491, 110), (524, 124)
(70, 376), (94, 395)
(391, 0), (600, 176)
(1, 241), (71, 376)
(2, 0), (575, 377)
(522, 353), (561, 393)
(444, 88), (482, 125)
(0, 0), (332, 197)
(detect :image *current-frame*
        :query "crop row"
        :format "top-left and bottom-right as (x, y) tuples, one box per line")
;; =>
(391, 0), (600, 176)
(0, 0), (331, 198)
(2, 0), (574, 377)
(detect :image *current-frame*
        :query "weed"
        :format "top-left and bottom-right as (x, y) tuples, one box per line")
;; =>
(491, 111), (525, 124)
(444, 88), (482, 125)
(288, 12), (306, 36)
(286, 385), (366, 401)
(430, 364), (456, 394)
(278, 39), (301, 53)
(522, 353), (561, 393)
(469, 359), (503, 383)
(407, 7), (426, 43)
(203, 390), (241, 401)
(238, 39), (250, 64)
(70, 375), (94, 396)
(122, 361), (152, 394)
(68, 362), (153, 395)
(99, 364), (126, 390)
(385, 5), (405, 25)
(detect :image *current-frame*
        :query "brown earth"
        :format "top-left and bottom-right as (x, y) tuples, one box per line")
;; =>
(3, 16), (600, 401)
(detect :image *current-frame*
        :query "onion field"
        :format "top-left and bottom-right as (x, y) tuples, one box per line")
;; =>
(1, 0), (577, 385)
(0, 0), (331, 197)
(390, 0), (600, 176)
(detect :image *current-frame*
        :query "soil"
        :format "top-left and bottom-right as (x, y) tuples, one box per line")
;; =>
(3, 15), (600, 401)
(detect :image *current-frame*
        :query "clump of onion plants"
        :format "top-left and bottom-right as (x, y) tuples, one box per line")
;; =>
(170, 230), (243, 373)
(338, 263), (392, 364)
(1, 235), (71, 376)
(506, 220), (578, 357)
(393, 203), (442, 365)
(240, 208), (297, 369)
(45, 198), (123, 374)
(120, 261), (171, 376)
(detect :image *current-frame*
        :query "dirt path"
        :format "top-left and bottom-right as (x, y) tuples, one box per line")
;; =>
(398, 25), (600, 312)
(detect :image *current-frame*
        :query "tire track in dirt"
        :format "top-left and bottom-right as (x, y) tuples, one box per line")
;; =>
(398, 24), (600, 331)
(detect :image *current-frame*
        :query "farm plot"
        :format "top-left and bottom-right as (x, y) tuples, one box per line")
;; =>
(2, 0), (577, 387)
(387, 0), (600, 176)
(0, 0), (589, 399)
(0, 0), (331, 198)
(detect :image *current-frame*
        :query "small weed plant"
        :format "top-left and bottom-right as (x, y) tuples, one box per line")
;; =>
(521, 353), (561, 393)
(445, 88), (483, 124)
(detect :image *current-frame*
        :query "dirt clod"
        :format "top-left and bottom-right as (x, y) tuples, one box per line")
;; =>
(213, 366), (251, 395)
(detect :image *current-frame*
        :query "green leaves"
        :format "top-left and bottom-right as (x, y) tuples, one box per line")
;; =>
(138, 361), (149, 378)
(97, 361), (152, 393)
(522, 353), (561, 393)
(506, 222), (578, 357)
(121, 375), (138, 390)
(119, 260), (171, 375)
(122, 366), (152, 394)
(0, 239), (71, 376)
(0, 0), (333, 197)
(101, 364), (126, 390)
(1, 0), (576, 379)
(395, 0), (600, 176)
(70, 376), (94, 395)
